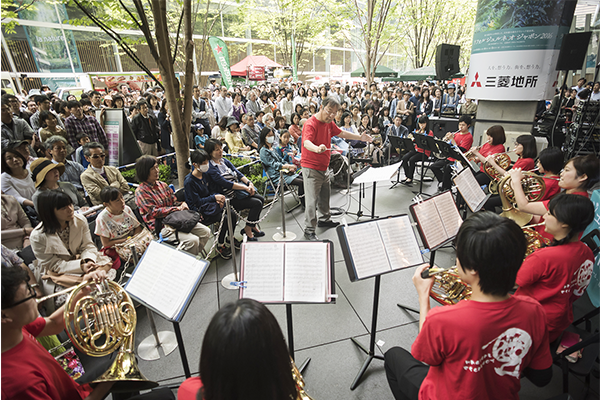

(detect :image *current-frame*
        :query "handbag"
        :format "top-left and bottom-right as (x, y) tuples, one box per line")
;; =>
(114, 227), (154, 261)
(162, 210), (202, 233)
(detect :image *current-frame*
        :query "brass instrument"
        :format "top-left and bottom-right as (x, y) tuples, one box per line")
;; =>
(464, 146), (480, 162)
(429, 267), (472, 306)
(37, 280), (157, 392)
(291, 356), (314, 400)
(484, 153), (511, 194)
(442, 131), (457, 142)
(498, 172), (546, 227)
(523, 227), (551, 258)
(407, 132), (414, 140)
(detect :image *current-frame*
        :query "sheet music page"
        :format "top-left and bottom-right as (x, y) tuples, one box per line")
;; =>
(412, 199), (447, 249)
(344, 222), (391, 279)
(126, 241), (205, 319)
(434, 191), (463, 239)
(284, 242), (328, 302)
(376, 216), (423, 269)
(454, 169), (486, 211)
(242, 243), (285, 302)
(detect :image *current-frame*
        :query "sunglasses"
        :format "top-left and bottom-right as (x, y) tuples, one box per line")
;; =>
(2, 284), (36, 309)
(90, 154), (106, 159)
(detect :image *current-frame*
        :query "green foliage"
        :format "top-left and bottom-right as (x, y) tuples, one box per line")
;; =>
(248, 175), (267, 195)
(121, 168), (137, 183)
(120, 163), (172, 185)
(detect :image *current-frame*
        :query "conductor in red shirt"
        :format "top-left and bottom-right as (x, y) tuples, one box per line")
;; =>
(301, 97), (372, 240)
(384, 212), (553, 400)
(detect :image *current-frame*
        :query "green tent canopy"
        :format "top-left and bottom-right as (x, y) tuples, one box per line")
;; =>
(350, 65), (397, 78)
(396, 66), (464, 81)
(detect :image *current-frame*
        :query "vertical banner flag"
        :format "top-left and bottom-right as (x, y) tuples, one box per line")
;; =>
(292, 33), (298, 82)
(466, 0), (576, 101)
(209, 36), (233, 89)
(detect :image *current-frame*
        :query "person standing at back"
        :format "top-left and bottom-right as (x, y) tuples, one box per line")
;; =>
(131, 99), (161, 156)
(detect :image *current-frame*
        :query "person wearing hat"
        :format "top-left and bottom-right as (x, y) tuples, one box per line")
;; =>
(7, 139), (37, 171)
(30, 158), (87, 214)
(441, 83), (459, 114)
(224, 117), (252, 154)
(193, 123), (208, 150)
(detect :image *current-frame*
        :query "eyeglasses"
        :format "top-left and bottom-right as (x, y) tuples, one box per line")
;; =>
(2, 284), (36, 309)
(90, 154), (106, 159)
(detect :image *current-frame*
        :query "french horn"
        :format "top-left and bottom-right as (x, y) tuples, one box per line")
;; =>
(37, 280), (157, 392)
(429, 267), (472, 306)
(498, 172), (546, 227)
(484, 153), (511, 194)
(291, 356), (314, 400)
(523, 227), (551, 258)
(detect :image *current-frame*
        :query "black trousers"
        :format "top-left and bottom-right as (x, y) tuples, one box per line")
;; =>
(482, 193), (503, 212)
(202, 210), (237, 244)
(475, 171), (491, 187)
(402, 150), (426, 181)
(429, 159), (453, 190)
(230, 194), (264, 227)
(384, 347), (429, 400)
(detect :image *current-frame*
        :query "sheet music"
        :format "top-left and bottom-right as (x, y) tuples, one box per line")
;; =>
(412, 200), (447, 249)
(433, 191), (463, 239)
(454, 169), (487, 212)
(241, 243), (285, 302)
(344, 222), (391, 279)
(376, 216), (423, 268)
(352, 162), (402, 184)
(125, 241), (206, 320)
(284, 243), (328, 302)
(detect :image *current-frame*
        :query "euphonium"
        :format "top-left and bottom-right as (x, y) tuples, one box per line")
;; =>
(523, 227), (550, 258)
(291, 356), (314, 400)
(429, 267), (472, 306)
(484, 153), (511, 194)
(38, 280), (157, 392)
(498, 173), (546, 227)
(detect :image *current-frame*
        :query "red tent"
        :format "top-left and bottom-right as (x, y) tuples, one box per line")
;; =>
(230, 55), (282, 77)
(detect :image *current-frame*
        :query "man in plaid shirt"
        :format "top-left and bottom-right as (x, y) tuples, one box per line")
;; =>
(64, 100), (108, 150)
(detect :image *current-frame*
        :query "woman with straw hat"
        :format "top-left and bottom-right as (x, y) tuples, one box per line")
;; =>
(30, 158), (87, 213)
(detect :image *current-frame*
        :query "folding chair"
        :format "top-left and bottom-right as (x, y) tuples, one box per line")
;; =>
(261, 163), (301, 213)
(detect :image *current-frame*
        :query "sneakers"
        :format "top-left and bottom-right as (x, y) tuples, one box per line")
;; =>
(304, 232), (319, 241)
(216, 244), (232, 260)
(317, 220), (340, 228)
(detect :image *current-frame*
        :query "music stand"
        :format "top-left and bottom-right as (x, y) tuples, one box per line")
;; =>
(337, 215), (424, 390)
(412, 135), (436, 197)
(388, 136), (414, 189)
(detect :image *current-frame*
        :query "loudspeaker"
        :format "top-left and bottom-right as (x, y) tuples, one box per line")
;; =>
(556, 32), (592, 71)
(436, 44), (460, 80)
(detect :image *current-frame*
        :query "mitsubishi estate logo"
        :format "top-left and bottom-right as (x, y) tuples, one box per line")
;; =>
(471, 72), (482, 87)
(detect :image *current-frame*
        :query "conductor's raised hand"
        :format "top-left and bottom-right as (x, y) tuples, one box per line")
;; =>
(360, 133), (373, 143)
(413, 264), (435, 300)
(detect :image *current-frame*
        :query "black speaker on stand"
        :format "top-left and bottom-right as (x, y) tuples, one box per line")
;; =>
(435, 44), (460, 81)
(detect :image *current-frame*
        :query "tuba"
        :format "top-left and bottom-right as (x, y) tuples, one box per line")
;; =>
(498, 173), (546, 227)
(291, 356), (314, 400)
(429, 267), (472, 306)
(37, 280), (157, 392)
(484, 153), (511, 193)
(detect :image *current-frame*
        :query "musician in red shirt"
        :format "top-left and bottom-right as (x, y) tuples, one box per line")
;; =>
(469, 125), (507, 187)
(536, 147), (563, 202)
(384, 212), (552, 400)
(430, 115), (474, 192)
(400, 115), (434, 186)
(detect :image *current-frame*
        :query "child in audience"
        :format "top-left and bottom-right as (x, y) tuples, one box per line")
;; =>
(277, 130), (299, 165)
(95, 186), (143, 249)
(74, 133), (90, 168)
(193, 123), (208, 150)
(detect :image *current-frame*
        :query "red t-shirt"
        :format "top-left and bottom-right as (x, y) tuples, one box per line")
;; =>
(448, 132), (473, 162)
(478, 142), (506, 172)
(513, 157), (535, 171)
(537, 191), (589, 241)
(515, 242), (594, 342)
(415, 130), (434, 156)
(412, 296), (551, 400)
(301, 116), (342, 171)
(1, 318), (92, 400)
(178, 376), (203, 400)
(540, 177), (561, 201)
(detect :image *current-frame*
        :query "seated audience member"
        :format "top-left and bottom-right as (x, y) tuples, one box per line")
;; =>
(1, 101), (35, 148)
(515, 194), (595, 342)
(384, 212), (552, 400)
(224, 117), (252, 154)
(1, 192), (33, 249)
(193, 123), (208, 150)
(38, 111), (68, 143)
(482, 134), (537, 212)
(8, 139), (37, 170)
(278, 130), (299, 164)
(509, 154), (599, 241)
(536, 147), (563, 201)
(184, 150), (237, 260)
(74, 132), (91, 168)
(177, 299), (299, 400)
(469, 125), (507, 187)
(259, 127), (304, 207)
(289, 112), (302, 141)
(1, 267), (113, 400)
(30, 190), (110, 311)
(205, 139), (265, 241)
(430, 115), (473, 192)
(211, 116), (229, 150)
(80, 142), (130, 206)
(134, 155), (210, 255)
(401, 115), (434, 186)
(95, 186), (143, 250)
(1, 147), (36, 208)
(241, 113), (261, 150)
(46, 135), (85, 191)
(30, 158), (87, 213)
(1, 245), (40, 296)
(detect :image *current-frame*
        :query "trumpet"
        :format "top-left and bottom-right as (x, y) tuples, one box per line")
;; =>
(442, 131), (458, 142)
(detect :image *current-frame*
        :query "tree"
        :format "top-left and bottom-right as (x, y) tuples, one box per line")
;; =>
(330, 0), (402, 84)
(402, 0), (477, 70)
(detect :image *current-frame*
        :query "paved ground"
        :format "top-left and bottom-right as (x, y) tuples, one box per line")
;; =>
(117, 167), (598, 400)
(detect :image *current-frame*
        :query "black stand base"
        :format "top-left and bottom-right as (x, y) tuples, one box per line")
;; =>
(396, 303), (420, 314)
(350, 275), (384, 390)
(286, 303), (311, 375)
